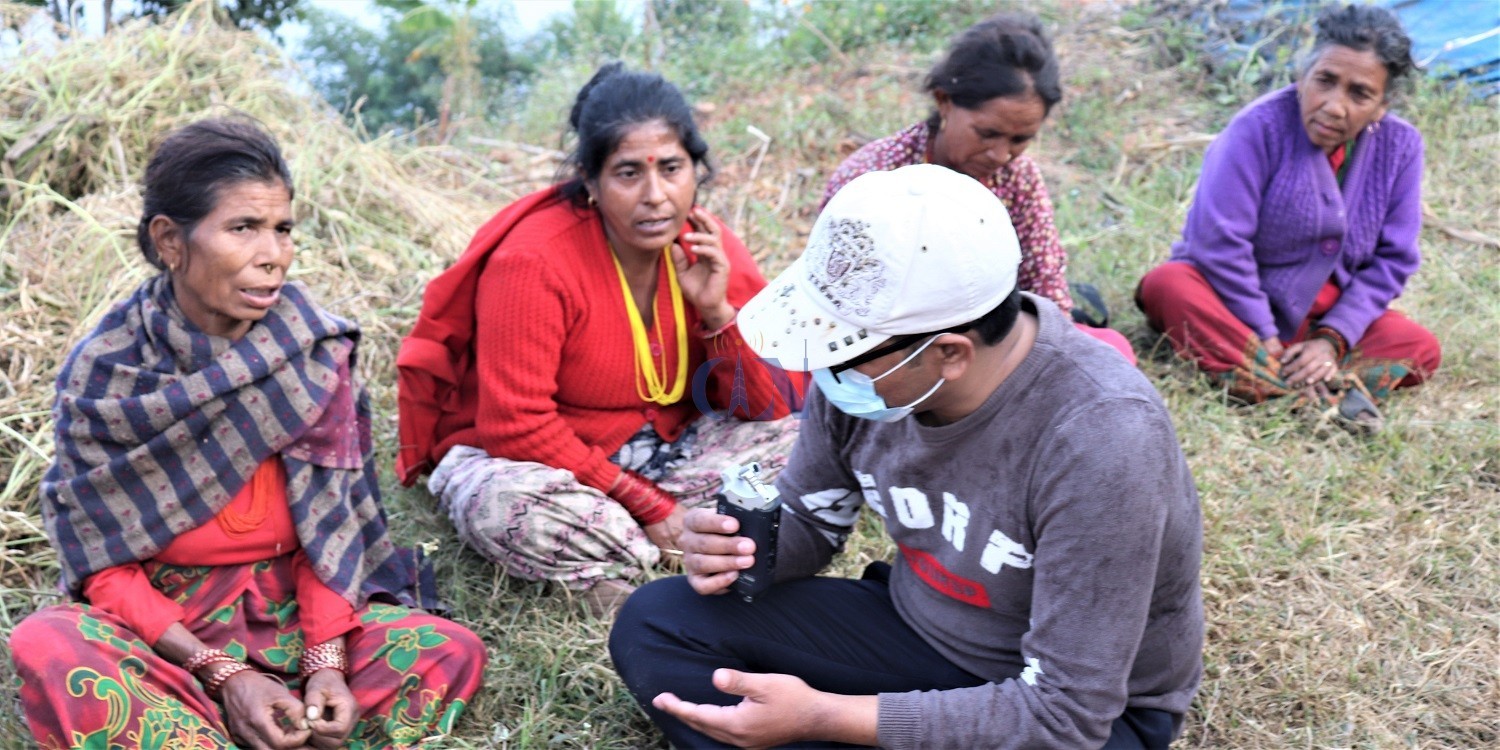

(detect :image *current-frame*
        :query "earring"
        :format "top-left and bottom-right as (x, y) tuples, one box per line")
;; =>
(939, 116), (947, 132)
(588, 193), (596, 207)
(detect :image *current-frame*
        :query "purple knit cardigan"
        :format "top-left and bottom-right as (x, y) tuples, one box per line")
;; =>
(1170, 84), (1424, 344)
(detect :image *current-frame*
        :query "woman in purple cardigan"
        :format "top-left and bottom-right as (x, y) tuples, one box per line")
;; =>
(1136, 3), (1440, 429)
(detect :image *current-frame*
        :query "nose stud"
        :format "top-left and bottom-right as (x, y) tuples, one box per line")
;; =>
(261, 263), (276, 274)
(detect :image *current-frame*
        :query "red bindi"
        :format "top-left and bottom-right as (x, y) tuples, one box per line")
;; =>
(647, 155), (655, 163)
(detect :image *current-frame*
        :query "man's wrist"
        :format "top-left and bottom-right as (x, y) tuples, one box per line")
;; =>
(813, 692), (880, 746)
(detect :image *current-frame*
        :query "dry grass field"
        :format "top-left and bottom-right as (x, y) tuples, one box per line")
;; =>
(1, 1), (1495, 747)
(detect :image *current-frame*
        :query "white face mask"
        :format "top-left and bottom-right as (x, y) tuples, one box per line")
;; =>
(813, 336), (946, 422)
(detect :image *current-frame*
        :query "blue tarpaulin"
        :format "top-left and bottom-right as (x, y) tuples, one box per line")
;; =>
(1387, 0), (1500, 94)
(1194, 0), (1500, 97)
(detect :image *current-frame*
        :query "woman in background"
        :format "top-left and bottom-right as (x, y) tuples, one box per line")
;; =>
(1136, 3), (1440, 429)
(824, 12), (1137, 363)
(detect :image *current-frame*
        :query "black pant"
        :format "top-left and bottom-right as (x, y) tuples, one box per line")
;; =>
(609, 566), (1179, 749)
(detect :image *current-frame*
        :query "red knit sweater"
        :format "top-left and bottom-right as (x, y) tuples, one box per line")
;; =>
(433, 197), (794, 492)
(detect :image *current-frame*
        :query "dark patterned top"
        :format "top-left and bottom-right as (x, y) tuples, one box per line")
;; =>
(42, 276), (432, 609)
(822, 121), (1073, 311)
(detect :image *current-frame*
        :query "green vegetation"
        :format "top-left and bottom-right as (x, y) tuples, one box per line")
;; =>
(293, 0), (1033, 138)
(300, 1), (533, 135)
(12, 0), (304, 37)
(1, 1), (1496, 747)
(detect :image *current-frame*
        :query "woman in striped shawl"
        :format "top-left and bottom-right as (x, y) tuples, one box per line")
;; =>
(8, 119), (485, 749)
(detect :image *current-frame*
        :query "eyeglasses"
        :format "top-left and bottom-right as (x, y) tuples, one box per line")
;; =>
(827, 324), (971, 383)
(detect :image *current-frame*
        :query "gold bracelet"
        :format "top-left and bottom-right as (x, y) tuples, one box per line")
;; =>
(183, 647), (236, 674)
(203, 661), (257, 700)
(299, 640), (349, 679)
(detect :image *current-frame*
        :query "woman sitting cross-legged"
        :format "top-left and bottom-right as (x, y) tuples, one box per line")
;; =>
(397, 63), (799, 618)
(9, 118), (485, 750)
(824, 12), (1137, 364)
(1136, 3), (1441, 429)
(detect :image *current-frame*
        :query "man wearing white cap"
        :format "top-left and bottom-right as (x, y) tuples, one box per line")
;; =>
(610, 164), (1203, 749)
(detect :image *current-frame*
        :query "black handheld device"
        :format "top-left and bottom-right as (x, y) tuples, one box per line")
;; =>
(715, 462), (780, 603)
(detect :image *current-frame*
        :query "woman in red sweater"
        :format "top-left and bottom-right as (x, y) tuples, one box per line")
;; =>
(10, 119), (484, 749)
(398, 63), (799, 616)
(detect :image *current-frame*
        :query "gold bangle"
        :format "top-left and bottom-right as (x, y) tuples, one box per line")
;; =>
(299, 641), (349, 679)
(203, 661), (257, 700)
(183, 648), (235, 674)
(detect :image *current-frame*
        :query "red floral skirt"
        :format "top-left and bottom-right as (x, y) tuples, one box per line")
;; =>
(9, 556), (485, 749)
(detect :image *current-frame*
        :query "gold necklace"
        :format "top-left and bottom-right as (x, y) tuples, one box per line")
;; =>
(610, 247), (688, 405)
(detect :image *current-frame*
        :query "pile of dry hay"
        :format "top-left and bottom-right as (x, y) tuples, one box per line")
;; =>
(0, 1), (548, 598)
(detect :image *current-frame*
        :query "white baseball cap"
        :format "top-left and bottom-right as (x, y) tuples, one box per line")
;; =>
(739, 164), (1020, 372)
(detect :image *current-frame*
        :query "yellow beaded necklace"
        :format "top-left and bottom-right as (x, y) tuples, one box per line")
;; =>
(610, 246), (688, 405)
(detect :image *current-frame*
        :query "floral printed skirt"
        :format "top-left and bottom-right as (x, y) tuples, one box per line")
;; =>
(429, 415), (799, 589)
(9, 556), (485, 749)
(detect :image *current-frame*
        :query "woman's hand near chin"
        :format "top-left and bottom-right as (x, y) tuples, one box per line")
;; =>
(672, 206), (735, 329)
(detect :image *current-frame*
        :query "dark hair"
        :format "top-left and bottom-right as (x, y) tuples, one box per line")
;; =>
(864, 289), (1022, 364)
(1308, 3), (1416, 89)
(136, 117), (294, 270)
(968, 289), (1023, 346)
(923, 13), (1062, 131)
(559, 62), (713, 208)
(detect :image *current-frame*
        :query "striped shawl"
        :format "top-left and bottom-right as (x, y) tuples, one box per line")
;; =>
(41, 275), (433, 609)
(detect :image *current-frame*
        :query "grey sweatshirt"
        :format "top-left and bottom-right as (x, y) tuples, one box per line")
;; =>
(774, 295), (1204, 749)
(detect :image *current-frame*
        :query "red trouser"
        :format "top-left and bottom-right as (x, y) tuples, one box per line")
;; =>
(1076, 322), (1137, 365)
(1136, 262), (1440, 402)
